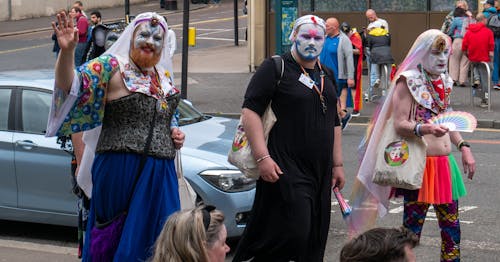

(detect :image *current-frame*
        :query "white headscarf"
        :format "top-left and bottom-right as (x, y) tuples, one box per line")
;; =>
(288, 14), (326, 41)
(104, 12), (175, 93)
(346, 29), (452, 235)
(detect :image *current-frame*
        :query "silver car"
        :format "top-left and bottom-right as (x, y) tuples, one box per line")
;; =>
(0, 70), (255, 238)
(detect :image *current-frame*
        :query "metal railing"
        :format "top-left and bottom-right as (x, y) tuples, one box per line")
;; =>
(366, 63), (390, 102)
(469, 62), (491, 111)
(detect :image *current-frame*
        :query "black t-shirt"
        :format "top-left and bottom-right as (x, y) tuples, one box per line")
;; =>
(243, 52), (340, 177)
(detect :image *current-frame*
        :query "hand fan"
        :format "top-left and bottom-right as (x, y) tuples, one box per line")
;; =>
(428, 111), (477, 132)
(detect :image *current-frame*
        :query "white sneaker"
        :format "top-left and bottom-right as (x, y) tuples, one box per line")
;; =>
(374, 79), (381, 88)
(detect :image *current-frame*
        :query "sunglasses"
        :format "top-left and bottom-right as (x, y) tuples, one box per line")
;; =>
(201, 205), (216, 231)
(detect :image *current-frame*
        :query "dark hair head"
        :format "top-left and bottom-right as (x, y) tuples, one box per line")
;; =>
(453, 6), (467, 17)
(74, 1), (83, 7)
(340, 227), (419, 262)
(341, 22), (351, 34)
(72, 6), (81, 14)
(90, 10), (101, 19)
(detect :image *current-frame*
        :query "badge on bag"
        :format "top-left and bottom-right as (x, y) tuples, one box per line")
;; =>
(299, 73), (314, 89)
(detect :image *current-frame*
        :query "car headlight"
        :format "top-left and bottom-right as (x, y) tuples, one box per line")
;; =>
(199, 170), (256, 192)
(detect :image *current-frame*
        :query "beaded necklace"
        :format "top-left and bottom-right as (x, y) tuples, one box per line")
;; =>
(419, 65), (451, 112)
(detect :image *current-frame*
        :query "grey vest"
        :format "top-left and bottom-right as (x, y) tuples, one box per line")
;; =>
(96, 92), (180, 159)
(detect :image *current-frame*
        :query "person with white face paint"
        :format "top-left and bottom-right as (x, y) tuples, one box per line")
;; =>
(48, 12), (185, 261)
(349, 30), (476, 262)
(233, 15), (346, 262)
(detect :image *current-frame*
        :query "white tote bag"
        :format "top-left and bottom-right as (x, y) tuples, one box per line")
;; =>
(372, 114), (427, 190)
(175, 150), (197, 210)
(227, 104), (276, 179)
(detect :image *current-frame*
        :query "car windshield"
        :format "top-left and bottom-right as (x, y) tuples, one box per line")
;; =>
(178, 99), (208, 126)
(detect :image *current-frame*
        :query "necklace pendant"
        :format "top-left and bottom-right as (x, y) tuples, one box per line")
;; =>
(156, 97), (168, 113)
(320, 95), (327, 114)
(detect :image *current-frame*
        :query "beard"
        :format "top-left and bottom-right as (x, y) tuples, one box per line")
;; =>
(130, 45), (161, 69)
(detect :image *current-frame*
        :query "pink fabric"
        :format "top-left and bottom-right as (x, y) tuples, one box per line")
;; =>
(76, 15), (88, 43)
(417, 156), (452, 204)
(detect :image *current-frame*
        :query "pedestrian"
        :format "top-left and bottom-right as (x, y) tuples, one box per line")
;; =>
(447, 6), (470, 86)
(486, 2), (500, 89)
(340, 22), (364, 117)
(82, 10), (103, 62)
(365, 9), (389, 94)
(48, 12), (185, 261)
(73, 0), (87, 18)
(319, 17), (355, 130)
(69, 6), (88, 67)
(349, 29), (476, 262)
(365, 9), (389, 32)
(51, 9), (67, 58)
(151, 205), (230, 262)
(87, 10), (102, 42)
(232, 14), (346, 261)
(462, 13), (494, 107)
(340, 227), (418, 262)
(440, 1), (472, 34)
(482, 0), (497, 19)
(365, 20), (394, 95)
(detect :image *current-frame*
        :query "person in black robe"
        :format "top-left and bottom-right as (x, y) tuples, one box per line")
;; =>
(233, 15), (346, 262)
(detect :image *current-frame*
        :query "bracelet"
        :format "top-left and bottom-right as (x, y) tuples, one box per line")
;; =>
(256, 154), (271, 163)
(333, 163), (343, 167)
(413, 123), (423, 137)
(457, 140), (470, 150)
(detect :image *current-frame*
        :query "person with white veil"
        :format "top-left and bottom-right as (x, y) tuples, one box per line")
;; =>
(47, 12), (185, 261)
(348, 29), (475, 261)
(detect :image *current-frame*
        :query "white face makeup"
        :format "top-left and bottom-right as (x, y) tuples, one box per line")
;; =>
(422, 47), (449, 76)
(133, 22), (164, 57)
(294, 23), (325, 61)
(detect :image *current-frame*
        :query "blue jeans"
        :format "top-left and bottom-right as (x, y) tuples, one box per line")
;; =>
(493, 38), (500, 84)
(370, 62), (379, 87)
(75, 42), (87, 67)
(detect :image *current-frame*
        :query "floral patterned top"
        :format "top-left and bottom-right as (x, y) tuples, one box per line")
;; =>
(54, 54), (179, 136)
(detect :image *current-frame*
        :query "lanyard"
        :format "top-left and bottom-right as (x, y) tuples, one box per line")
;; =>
(299, 62), (327, 114)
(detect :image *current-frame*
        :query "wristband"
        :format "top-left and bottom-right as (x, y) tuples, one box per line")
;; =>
(256, 154), (271, 163)
(413, 123), (423, 137)
(457, 140), (470, 150)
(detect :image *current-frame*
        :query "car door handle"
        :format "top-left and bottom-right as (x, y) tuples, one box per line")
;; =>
(15, 140), (38, 150)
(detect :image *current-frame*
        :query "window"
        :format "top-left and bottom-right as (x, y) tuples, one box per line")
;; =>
(315, 1), (366, 12)
(0, 88), (12, 131)
(371, 0), (427, 12)
(22, 89), (51, 134)
(430, 0), (478, 12)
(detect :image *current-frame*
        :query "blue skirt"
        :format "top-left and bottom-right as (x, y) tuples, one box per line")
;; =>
(82, 152), (180, 262)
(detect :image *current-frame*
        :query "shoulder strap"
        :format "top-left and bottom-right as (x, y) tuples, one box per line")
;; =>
(271, 55), (284, 85)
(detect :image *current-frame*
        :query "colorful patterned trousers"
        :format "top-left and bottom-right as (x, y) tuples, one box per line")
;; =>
(403, 195), (460, 262)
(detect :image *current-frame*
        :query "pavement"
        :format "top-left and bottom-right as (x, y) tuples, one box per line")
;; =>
(1, 0), (500, 129)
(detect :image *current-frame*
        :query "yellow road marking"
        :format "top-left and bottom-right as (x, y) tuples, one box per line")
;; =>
(0, 43), (51, 55)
